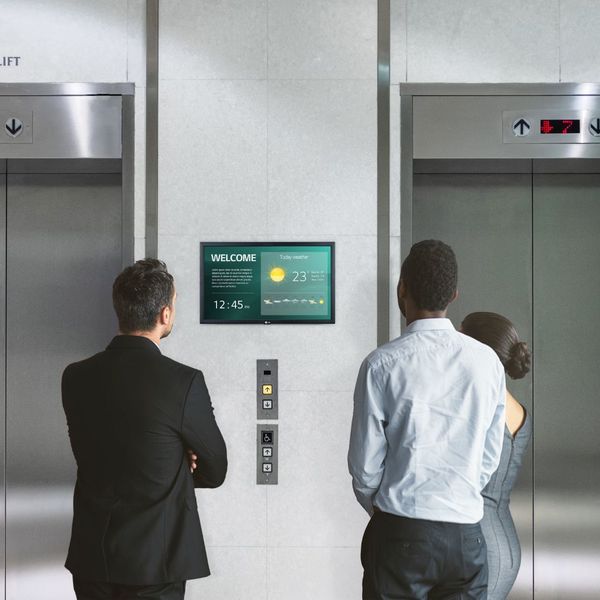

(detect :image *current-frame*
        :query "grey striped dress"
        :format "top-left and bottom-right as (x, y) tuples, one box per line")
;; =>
(480, 410), (532, 599)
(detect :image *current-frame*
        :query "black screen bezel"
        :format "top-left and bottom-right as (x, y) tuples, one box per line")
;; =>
(200, 241), (336, 325)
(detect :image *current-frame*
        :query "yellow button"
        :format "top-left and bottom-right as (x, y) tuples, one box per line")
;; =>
(262, 384), (273, 395)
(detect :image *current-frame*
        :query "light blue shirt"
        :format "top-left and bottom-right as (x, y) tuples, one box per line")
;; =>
(348, 318), (506, 524)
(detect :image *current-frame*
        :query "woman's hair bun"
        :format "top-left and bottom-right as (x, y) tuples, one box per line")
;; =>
(506, 341), (531, 379)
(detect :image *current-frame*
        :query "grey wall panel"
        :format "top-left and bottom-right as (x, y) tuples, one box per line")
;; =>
(533, 174), (600, 598)
(7, 159), (122, 174)
(6, 173), (122, 598)
(533, 159), (600, 174)
(414, 159), (532, 174)
(413, 172), (534, 599)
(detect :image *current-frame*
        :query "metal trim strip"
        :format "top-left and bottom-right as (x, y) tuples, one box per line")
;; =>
(377, 0), (391, 346)
(0, 83), (134, 96)
(122, 94), (136, 267)
(399, 82), (600, 97)
(145, 0), (159, 259)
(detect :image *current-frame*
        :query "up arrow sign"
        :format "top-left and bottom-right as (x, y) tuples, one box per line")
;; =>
(512, 118), (531, 137)
(590, 118), (600, 137)
(5, 117), (23, 138)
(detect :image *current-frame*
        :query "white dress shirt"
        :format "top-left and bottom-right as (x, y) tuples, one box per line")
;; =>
(348, 318), (506, 524)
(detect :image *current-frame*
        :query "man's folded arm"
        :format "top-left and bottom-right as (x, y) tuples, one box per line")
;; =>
(181, 371), (228, 489)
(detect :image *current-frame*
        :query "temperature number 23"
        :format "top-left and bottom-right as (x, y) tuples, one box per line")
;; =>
(292, 271), (307, 282)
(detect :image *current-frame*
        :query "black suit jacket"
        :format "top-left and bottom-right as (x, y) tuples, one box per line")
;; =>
(62, 335), (227, 585)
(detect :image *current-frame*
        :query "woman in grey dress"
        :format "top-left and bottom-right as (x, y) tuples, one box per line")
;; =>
(461, 312), (532, 600)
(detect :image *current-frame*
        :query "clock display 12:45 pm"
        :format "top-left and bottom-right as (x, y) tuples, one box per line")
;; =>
(212, 299), (248, 310)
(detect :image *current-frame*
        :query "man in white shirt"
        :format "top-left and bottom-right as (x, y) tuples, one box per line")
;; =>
(348, 239), (505, 599)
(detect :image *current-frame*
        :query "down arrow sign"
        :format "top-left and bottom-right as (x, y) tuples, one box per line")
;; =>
(590, 118), (600, 136)
(5, 118), (23, 137)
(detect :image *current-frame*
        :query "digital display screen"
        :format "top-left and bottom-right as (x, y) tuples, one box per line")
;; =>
(200, 242), (335, 324)
(540, 119), (580, 134)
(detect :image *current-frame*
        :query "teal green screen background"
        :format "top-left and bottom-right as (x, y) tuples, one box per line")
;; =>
(201, 244), (333, 323)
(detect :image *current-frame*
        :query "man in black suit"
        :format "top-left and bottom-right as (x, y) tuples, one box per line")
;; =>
(62, 259), (227, 600)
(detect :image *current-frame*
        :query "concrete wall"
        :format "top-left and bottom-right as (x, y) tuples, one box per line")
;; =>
(1, 1), (598, 598)
(157, 2), (376, 597)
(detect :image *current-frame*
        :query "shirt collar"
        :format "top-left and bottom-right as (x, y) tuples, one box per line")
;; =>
(403, 318), (455, 335)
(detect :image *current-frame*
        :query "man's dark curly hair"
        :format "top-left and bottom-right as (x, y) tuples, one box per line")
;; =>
(400, 240), (457, 311)
(112, 259), (174, 333)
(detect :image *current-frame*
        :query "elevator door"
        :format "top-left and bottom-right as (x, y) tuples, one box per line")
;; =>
(0, 161), (6, 598)
(414, 169), (534, 599)
(413, 165), (600, 599)
(532, 173), (600, 599)
(3, 165), (122, 599)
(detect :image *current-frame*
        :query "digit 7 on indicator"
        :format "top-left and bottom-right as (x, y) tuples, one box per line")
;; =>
(562, 120), (573, 134)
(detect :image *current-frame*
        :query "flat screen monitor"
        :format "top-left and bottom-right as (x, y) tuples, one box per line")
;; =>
(200, 242), (335, 324)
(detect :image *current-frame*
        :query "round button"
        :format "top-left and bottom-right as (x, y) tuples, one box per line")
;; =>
(5, 117), (23, 138)
(512, 118), (531, 137)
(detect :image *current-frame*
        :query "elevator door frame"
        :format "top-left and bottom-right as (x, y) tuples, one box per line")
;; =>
(399, 83), (600, 262)
(0, 83), (135, 266)
(0, 83), (135, 600)
(0, 160), (5, 595)
(399, 83), (600, 600)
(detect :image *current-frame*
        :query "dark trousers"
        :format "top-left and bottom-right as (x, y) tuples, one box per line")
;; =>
(73, 578), (186, 600)
(361, 511), (488, 600)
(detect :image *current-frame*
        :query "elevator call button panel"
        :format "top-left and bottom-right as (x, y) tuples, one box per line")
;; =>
(257, 359), (278, 420)
(257, 425), (278, 485)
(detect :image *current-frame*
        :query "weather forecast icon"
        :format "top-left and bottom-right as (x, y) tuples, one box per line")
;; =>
(269, 266), (286, 282)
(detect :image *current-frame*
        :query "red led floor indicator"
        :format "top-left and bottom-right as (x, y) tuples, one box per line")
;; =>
(540, 119), (580, 134)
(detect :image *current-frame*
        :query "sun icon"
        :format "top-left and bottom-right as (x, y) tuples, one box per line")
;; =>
(269, 266), (286, 283)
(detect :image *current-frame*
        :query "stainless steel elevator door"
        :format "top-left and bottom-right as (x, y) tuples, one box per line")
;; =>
(5, 172), (122, 599)
(533, 174), (600, 599)
(413, 172), (534, 599)
(413, 168), (600, 599)
(1, 161), (6, 600)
